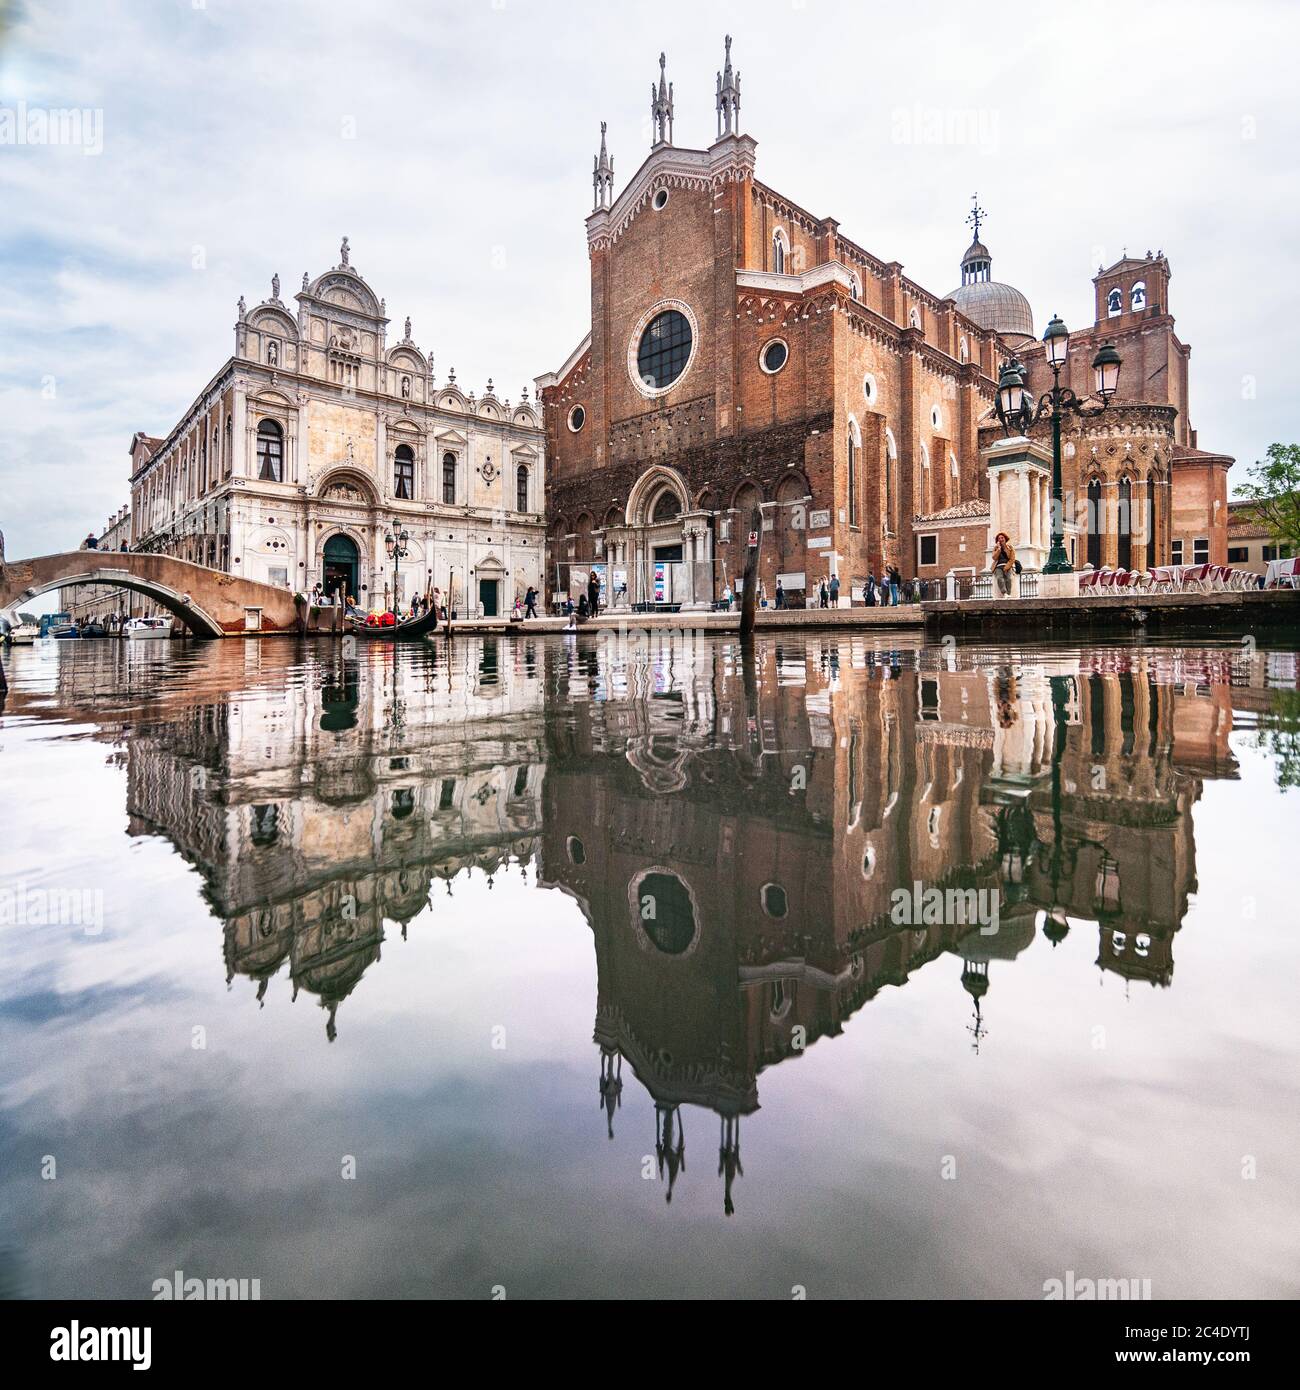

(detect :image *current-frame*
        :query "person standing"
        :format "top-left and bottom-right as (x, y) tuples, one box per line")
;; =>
(863, 574), (877, 607)
(888, 566), (901, 606)
(829, 573), (841, 608)
(775, 579), (785, 610)
(587, 569), (600, 617)
(991, 532), (1016, 597)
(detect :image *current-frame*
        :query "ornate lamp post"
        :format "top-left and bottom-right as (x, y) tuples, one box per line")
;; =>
(384, 519), (410, 609)
(995, 319), (1122, 575)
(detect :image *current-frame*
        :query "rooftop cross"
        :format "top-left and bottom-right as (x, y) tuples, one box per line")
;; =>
(967, 195), (986, 243)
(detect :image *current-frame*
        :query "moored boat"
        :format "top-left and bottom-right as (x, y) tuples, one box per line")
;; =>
(7, 621), (40, 645)
(124, 616), (174, 641)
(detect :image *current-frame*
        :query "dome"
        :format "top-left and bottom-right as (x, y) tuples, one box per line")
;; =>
(946, 279), (1035, 341)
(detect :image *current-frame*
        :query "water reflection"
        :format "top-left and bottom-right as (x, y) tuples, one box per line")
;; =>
(5, 632), (1295, 1231)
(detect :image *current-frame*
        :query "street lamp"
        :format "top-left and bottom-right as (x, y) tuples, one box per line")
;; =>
(994, 318), (1123, 575)
(384, 519), (410, 610)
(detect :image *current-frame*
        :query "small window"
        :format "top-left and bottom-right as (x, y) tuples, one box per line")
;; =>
(1263, 544), (1292, 562)
(1227, 546), (1249, 563)
(394, 444), (414, 500)
(849, 274), (860, 301)
(908, 307), (921, 329)
(761, 883), (788, 919)
(1107, 288), (1123, 317)
(760, 339), (788, 374)
(516, 464), (529, 513)
(442, 452), (457, 505)
(1193, 537), (1209, 565)
(256, 420), (283, 482)
(1131, 281), (1147, 312)
(652, 188), (669, 211)
(918, 534), (938, 567)
(1171, 539), (1184, 565)
(568, 405), (585, 432)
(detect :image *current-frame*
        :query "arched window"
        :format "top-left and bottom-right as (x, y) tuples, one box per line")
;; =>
(1107, 288), (1123, 317)
(256, 420), (283, 482)
(772, 229), (786, 274)
(1117, 476), (1133, 570)
(1130, 281), (1146, 312)
(1087, 477), (1103, 568)
(516, 464), (529, 513)
(442, 452), (456, 505)
(652, 489), (681, 524)
(394, 444), (414, 500)
(909, 306), (921, 329)
(849, 274), (861, 301)
(847, 423), (859, 528)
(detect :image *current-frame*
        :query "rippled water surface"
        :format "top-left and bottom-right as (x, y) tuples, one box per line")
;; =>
(2, 631), (1298, 1299)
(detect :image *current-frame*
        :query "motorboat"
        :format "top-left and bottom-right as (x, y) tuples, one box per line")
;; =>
(124, 616), (174, 641)
(6, 621), (39, 645)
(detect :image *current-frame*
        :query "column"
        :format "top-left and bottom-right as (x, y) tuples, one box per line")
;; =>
(1018, 470), (1031, 554)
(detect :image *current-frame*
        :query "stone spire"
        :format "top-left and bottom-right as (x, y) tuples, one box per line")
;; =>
(592, 120), (614, 211)
(716, 34), (741, 137)
(650, 52), (673, 148)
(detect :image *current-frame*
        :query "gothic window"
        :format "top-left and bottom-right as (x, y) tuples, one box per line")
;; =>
(1107, 288), (1123, 317)
(256, 420), (283, 482)
(1130, 281), (1147, 312)
(1117, 476), (1133, 570)
(909, 306), (921, 329)
(849, 274), (861, 301)
(1086, 476), (1103, 568)
(652, 489), (681, 524)
(772, 229), (786, 274)
(394, 444), (415, 500)
(516, 464), (529, 513)
(442, 451), (457, 505)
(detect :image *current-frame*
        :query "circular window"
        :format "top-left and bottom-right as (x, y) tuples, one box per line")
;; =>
(652, 188), (669, 211)
(567, 405), (585, 433)
(761, 883), (788, 918)
(930, 405), (943, 430)
(760, 339), (788, 374)
(637, 871), (696, 955)
(632, 305), (695, 395)
(863, 373), (878, 405)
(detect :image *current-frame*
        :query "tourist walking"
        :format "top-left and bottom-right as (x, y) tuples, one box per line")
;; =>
(992, 532), (1016, 598)
(524, 585), (538, 619)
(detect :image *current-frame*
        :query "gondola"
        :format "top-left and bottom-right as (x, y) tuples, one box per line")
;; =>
(342, 606), (442, 642)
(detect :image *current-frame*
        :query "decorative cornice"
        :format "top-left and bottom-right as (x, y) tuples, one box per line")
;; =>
(587, 136), (758, 252)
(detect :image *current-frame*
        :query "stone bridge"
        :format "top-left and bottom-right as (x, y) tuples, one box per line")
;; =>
(0, 552), (300, 637)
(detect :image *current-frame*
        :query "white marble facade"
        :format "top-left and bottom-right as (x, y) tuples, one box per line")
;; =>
(129, 240), (545, 617)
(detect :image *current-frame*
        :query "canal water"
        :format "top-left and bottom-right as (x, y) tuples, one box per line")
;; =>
(1, 631), (1298, 1300)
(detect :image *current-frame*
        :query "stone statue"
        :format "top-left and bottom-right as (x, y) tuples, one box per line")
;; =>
(271, 272), (280, 300)
(302, 271), (309, 291)
(340, 236), (350, 267)
(404, 316), (412, 340)
(237, 295), (246, 318)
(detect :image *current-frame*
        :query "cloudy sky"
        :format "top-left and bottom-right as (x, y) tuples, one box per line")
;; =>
(1, 0), (1297, 558)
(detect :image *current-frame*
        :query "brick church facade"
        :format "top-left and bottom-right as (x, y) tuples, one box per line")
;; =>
(539, 38), (1231, 607)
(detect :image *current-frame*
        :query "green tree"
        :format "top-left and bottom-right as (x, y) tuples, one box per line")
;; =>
(1234, 442), (1300, 554)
